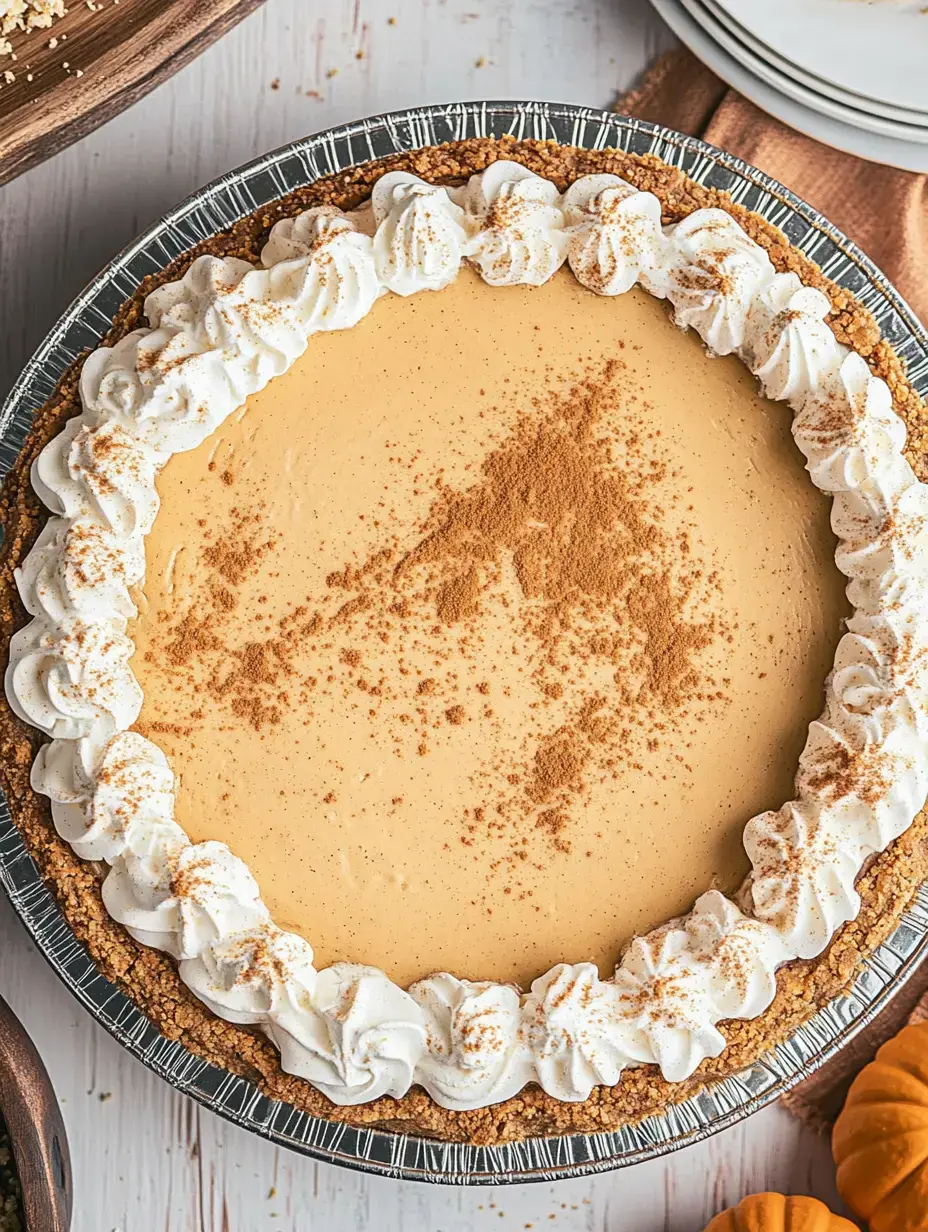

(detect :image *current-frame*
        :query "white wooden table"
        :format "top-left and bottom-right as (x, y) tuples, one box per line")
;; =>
(0, 1), (857, 1226)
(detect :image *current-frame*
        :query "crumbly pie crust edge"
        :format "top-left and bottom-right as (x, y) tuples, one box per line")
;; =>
(1, 136), (927, 1144)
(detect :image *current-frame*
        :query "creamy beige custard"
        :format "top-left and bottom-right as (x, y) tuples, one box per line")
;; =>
(129, 267), (847, 989)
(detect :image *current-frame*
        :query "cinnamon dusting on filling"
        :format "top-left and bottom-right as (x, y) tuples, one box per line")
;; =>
(135, 358), (729, 871)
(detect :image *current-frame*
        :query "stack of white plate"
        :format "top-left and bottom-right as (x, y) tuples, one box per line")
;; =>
(649, 0), (928, 171)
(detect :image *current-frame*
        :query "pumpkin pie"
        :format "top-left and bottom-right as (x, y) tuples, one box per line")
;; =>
(2, 137), (927, 1142)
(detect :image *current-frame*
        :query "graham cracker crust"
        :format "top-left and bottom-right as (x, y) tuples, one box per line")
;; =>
(1, 136), (927, 1146)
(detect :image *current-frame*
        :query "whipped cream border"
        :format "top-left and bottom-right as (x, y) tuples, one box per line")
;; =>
(8, 161), (928, 1111)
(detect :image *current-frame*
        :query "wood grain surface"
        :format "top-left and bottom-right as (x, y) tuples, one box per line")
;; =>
(0, 0), (266, 187)
(0, 0), (865, 1226)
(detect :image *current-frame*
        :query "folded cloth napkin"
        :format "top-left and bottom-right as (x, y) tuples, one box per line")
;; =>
(617, 47), (928, 326)
(617, 46), (928, 1133)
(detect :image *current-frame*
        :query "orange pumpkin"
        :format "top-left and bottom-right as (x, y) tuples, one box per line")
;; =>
(704, 1194), (857, 1232)
(833, 1022), (928, 1232)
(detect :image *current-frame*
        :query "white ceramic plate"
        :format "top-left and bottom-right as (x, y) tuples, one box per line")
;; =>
(715, 0), (928, 114)
(680, 0), (928, 143)
(650, 0), (928, 171)
(701, 0), (928, 126)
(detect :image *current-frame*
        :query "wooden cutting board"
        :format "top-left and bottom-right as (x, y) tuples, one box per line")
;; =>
(0, 0), (266, 187)
(0, 992), (71, 1231)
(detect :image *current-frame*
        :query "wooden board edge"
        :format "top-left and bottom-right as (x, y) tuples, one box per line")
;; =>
(0, 0), (267, 188)
(0, 993), (72, 1232)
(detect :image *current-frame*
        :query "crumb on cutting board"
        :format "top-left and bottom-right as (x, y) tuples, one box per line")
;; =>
(1, 0), (66, 39)
(0, 0), (108, 66)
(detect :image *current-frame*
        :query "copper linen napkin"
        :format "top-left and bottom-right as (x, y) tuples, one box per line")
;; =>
(618, 48), (928, 1133)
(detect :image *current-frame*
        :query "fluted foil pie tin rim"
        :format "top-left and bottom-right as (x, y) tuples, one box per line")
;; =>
(2, 101), (928, 1185)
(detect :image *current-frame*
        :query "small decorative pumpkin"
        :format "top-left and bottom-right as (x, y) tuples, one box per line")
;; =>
(704, 1193), (857, 1232)
(833, 1022), (928, 1232)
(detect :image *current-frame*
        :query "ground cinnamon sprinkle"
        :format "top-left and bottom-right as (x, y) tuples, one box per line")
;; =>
(138, 356), (727, 867)
(803, 739), (892, 807)
(394, 361), (719, 719)
(140, 506), (296, 731)
(626, 572), (714, 708)
(384, 360), (724, 850)
(435, 566), (481, 623)
(529, 732), (587, 803)
(203, 515), (276, 586)
(535, 808), (572, 854)
(161, 611), (220, 668)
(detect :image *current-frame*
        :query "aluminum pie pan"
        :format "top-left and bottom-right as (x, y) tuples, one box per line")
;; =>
(1, 100), (928, 1186)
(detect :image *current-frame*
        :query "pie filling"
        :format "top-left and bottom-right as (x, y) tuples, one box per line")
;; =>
(8, 160), (928, 1111)
(131, 269), (846, 989)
